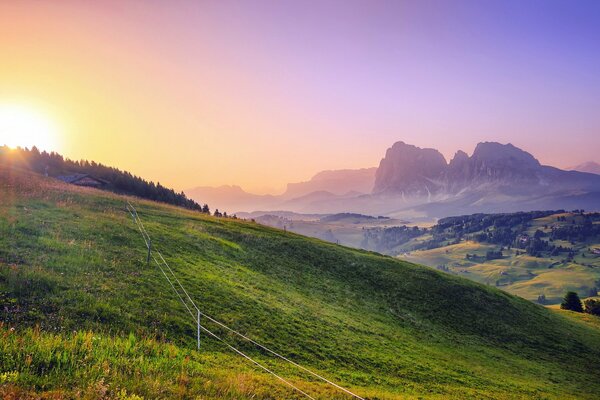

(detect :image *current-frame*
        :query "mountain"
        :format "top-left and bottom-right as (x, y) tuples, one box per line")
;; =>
(186, 167), (377, 214)
(185, 141), (599, 218)
(569, 161), (600, 175)
(2, 167), (600, 398)
(375, 141), (548, 195)
(185, 184), (279, 213)
(372, 141), (600, 217)
(283, 167), (376, 198)
(236, 210), (326, 221)
(373, 141), (447, 195)
(278, 189), (368, 213)
(444, 142), (542, 188)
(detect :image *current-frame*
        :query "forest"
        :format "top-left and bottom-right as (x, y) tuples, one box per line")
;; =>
(0, 146), (208, 212)
(363, 210), (600, 256)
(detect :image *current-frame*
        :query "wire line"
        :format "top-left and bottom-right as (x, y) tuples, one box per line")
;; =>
(198, 324), (316, 400)
(127, 204), (314, 399)
(126, 202), (364, 399)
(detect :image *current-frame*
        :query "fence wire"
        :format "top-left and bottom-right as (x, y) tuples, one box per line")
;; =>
(125, 201), (364, 400)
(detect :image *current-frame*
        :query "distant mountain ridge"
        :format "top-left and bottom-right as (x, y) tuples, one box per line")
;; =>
(284, 167), (376, 198)
(187, 141), (600, 217)
(185, 185), (279, 213)
(374, 141), (550, 195)
(373, 142), (446, 195)
(186, 167), (377, 213)
(569, 161), (600, 175)
(372, 141), (600, 217)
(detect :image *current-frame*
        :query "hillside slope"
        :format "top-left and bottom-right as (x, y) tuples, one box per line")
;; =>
(1, 168), (600, 399)
(399, 211), (600, 304)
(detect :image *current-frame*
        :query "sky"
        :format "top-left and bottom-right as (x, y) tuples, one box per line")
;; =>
(1, 0), (599, 194)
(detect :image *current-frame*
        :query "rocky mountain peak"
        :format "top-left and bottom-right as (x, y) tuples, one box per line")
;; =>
(449, 150), (469, 166)
(471, 142), (540, 168)
(373, 141), (447, 194)
(374, 141), (549, 195)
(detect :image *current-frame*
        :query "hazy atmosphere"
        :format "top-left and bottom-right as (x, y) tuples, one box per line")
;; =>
(2, 0), (599, 193)
(2, 2), (600, 399)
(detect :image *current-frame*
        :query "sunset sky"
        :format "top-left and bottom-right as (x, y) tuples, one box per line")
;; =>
(1, 0), (599, 194)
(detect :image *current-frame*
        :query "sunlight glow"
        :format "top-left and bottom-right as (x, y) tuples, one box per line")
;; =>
(0, 104), (59, 152)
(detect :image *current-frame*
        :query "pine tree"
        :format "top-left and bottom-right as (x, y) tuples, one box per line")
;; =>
(584, 299), (600, 316)
(537, 294), (546, 305)
(560, 291), (583, 312)
(0, 146), (206, 212)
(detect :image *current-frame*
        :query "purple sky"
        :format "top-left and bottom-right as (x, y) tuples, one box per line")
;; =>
(212, 0), (600, 166)
(1, 0), (599, 193)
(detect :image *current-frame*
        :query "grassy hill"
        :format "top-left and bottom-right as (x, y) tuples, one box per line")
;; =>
(2, 167), (600, 399)
(255, 209), (600, 304)
(403, 212), (600, 304)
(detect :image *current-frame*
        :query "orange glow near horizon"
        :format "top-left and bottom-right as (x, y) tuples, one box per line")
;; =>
(0, 104), (61, 152)
(1, 1), (599, 194)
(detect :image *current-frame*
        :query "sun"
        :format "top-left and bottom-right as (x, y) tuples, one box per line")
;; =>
(0, 104), (60, 152)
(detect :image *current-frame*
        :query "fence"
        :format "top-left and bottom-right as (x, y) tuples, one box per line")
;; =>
(125, 201), (364, 400)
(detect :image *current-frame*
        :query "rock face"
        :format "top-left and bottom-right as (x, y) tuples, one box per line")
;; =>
(373, 142), (447, 195)
(373, 141), (600, 198)
(443, 142), (541, 190)
(467, 142), (540, 180)
(188, 140), (600, 216)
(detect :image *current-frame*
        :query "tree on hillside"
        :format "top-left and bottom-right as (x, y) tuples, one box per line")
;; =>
(560, 291), (583, 312)
(584, 299), (600, 317)
(537, 294), (547, 305)
(0, 146), (206, 212)
(485, 249), (503, 260)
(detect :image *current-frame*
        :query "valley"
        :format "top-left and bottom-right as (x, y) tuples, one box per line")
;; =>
(251, 209), (600, 305)
(401, 211), (600, 304)
(2, 168), (600, 398)
(3, 3), (600, 398)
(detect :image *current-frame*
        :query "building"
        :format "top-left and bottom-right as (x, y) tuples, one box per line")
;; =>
(517, 233), (530, 245)
(56, 173), (108, 188)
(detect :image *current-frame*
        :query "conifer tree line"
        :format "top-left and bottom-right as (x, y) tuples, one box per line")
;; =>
(0, 146), (209, 213)
(560, 290), (600, 317)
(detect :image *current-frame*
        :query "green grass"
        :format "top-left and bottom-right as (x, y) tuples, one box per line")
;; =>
(404, 240), (600, 304)
(2, 168), (600, 399)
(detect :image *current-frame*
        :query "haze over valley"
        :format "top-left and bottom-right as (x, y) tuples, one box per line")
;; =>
(2, 1), (600, 398)
(187, 140), (600, 219)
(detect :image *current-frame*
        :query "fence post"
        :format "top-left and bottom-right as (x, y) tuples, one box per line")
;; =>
(197, 310), (201, 350)
(147, 240), (152, 265)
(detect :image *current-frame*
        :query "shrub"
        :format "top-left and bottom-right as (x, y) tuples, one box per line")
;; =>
(584, 299), (600, 317)
(560, 291), (583, 312)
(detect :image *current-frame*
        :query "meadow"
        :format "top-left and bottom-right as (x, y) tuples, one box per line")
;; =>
(257, 209), (600, 305)
(403, 238), (600, 304)
(2, 168), (600, 399)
